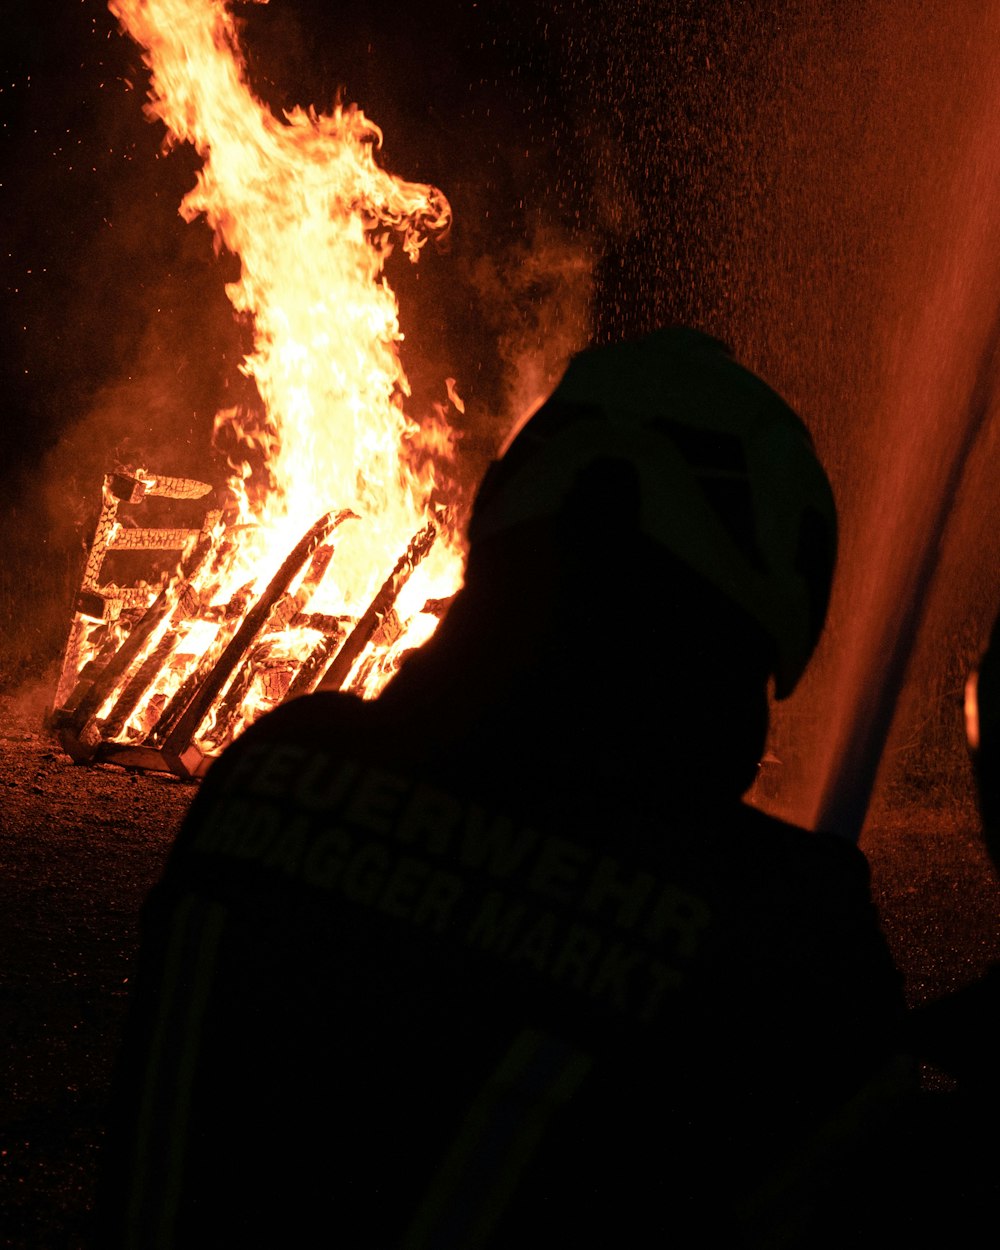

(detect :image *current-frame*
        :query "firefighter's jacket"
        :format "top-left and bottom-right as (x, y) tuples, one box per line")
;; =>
(101, 687), (908, 1248)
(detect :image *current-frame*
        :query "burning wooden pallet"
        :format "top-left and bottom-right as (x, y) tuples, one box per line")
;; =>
(51, 469), (438, 779)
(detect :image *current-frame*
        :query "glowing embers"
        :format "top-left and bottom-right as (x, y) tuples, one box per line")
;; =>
(51, 468), (439, 778)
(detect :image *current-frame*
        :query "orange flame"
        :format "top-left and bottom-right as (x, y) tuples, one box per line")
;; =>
(93, 0), (465, 747)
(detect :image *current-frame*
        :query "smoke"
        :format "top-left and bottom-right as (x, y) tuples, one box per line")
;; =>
(469, 222), (595, 448)
(0, 200), (238, 694)
(0, 671), (63, 737)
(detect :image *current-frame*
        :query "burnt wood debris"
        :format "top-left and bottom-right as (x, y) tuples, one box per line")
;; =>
(51, 469), (439, 779)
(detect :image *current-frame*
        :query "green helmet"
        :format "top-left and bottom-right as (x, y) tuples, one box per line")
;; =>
(469, 327), (837, 699)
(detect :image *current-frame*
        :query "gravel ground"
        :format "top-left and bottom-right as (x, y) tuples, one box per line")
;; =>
(1, 688), (998, 1249)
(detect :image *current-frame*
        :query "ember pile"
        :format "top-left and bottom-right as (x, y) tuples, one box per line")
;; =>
(48, 0), (471, 775)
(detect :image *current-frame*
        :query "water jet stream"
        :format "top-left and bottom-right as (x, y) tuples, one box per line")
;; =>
(814, 320), (1000, 840)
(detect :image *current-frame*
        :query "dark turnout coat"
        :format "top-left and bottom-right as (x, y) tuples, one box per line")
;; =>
(101, 686), (907, 1248)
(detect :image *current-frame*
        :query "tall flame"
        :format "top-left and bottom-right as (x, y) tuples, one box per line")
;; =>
(98, 0), (464, 742)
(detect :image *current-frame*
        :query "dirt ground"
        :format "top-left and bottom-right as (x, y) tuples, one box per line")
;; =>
(1, 688), (998, 1250)
(0, 691), (192, 1250)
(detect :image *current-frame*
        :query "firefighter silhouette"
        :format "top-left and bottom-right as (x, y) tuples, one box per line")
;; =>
(101, 328), (909, 1248)
(969, 609), (1000, 873)
(898, 609), (1000, 1241)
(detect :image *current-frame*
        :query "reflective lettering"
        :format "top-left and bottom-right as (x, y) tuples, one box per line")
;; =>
(258, 814), (311, 877)
(467, 891), (527, 954)
(249, 743), (307, 799)
(549, 923), (604, 991)
(510, 910), (557, 973)
(396, 783), (464, 855)
(191, 797), (244, 853)
(378, 855), (430, 920)
(460, 809), (538, 877)
(581, 856), (657, 929)
(229, 804), (284, 859)
(341, 843), (391, 906)
(644, 884), (711, 956)
(637, 960), (682, 1021)
(590, 942), (643, 1011)
(527, 836), (592, 903)
(292, 754), (360, 812)
(300, 826), (352, 890)
(413, 871), (465, 933)
(221, 742), (271, 792)
(345, 768), (410, 835)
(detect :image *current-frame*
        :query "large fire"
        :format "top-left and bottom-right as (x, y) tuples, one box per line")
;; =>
(52, 0), (466, 773)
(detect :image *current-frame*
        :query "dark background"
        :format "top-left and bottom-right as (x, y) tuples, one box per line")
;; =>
(3, 0), (1000, 820)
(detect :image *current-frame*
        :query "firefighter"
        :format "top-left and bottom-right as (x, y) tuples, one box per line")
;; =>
(909, 614), (1000, 1093)
(969, 609), (1000, 872)
(902, 609), (1000, 1236)
(100, 328), (909, 1248)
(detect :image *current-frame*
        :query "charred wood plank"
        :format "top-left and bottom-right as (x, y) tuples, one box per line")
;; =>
(107, 473), (147, 505)
(147, 652), (222, 748)
(60, 534), (217, 756)
(144, 474), (213, 500)
(289, 611), (350, 634)
(75, 587), (155, 621)
(53, 617), (92, 713)
(297, 538), (336, 593)
(81, 488), (120, 592)
(107, 526), (203, 552)
(99, 630), (182, 740)
(196, 579), (254, 623)
(316, 522), (437, 694)
(54, 475), (221, 741)
(160, 739), (214, 780)
(269, 541), (335, 630)
(93, 741), (207, 778)
(199, 639), (276, 751)
(343, 608), (406, 695)
(54, 628), (133, 718)
(106, 471), (212, 503)
(202, 537), (339, 747)
(160, 509), (354, 756)
(421, 595), (457, 618)
(282, 622), (349, 702)
(261, 663), (295, 701)
(74, 508), (227, 726)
